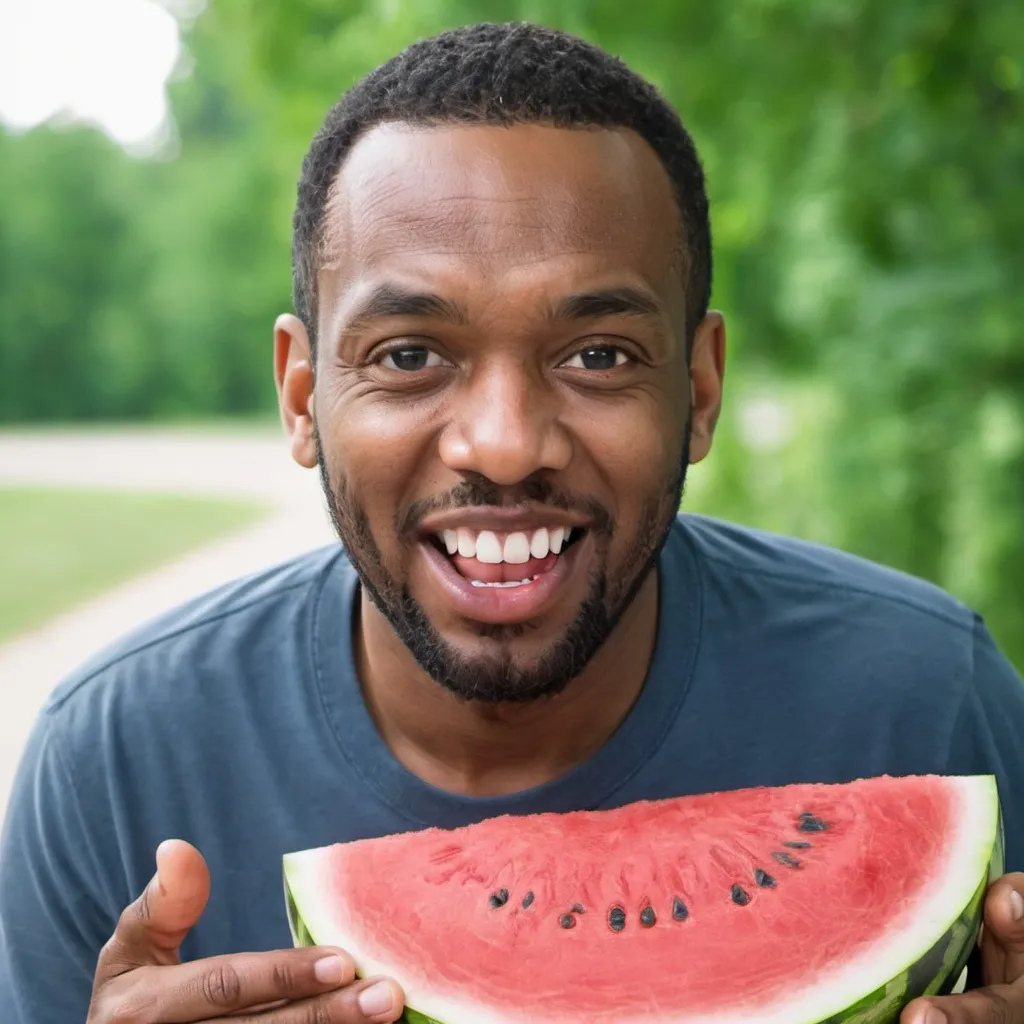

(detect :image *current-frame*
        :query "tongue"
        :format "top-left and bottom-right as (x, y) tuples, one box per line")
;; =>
(451, 552), (558, 583)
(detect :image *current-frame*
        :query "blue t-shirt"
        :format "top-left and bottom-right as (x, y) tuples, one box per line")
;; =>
(2, 514), (1023, 1022)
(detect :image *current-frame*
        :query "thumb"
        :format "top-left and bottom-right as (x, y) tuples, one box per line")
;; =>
(98, 839), (211, 977)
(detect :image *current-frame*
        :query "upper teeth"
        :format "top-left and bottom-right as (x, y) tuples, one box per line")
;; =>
(441, 526), (568, 562)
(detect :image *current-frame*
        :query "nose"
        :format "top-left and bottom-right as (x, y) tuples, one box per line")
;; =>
(438, 360), (573, 485)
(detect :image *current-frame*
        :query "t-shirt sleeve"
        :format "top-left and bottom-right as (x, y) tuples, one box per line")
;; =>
(946, 614), (1024, 874)
(0, 710), (118, 1023)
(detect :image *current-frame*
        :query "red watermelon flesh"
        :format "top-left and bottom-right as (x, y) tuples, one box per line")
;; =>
(283, 775), (1002, 1024)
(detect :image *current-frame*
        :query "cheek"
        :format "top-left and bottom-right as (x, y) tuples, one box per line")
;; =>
(317, 403), (441, 578)
(571, 395), (684, 511)
(323, 396), (436, 501)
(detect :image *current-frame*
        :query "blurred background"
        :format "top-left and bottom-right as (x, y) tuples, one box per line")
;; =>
(1, 0), (1023, 814)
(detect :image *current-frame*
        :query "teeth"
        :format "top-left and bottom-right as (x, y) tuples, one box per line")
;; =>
(476, 530), (504, 563)
(503, 532), (531, 564)
(530, 527), (549, 559)
(470, 577), (536, 588)
(440, 525), (574, 562)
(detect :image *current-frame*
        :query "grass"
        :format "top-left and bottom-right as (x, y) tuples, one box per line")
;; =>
(0, 486), (269, 642)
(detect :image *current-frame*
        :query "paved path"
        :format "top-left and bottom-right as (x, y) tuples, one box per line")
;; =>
(0, 429), (337, 827)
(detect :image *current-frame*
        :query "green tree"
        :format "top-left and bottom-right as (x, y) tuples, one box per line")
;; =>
(0, 127), (152, 418)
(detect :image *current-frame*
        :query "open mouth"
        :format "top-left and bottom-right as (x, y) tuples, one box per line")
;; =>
(427, 526), (586, 588)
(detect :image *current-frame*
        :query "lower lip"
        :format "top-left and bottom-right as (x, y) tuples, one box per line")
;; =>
(418, 535), (589, 625)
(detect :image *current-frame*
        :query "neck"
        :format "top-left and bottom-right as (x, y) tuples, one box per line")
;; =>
(354, 572), (661, 797)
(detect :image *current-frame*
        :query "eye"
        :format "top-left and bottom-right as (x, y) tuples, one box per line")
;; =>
(379, 346), (448, 372)
(561, 345), (631, 371)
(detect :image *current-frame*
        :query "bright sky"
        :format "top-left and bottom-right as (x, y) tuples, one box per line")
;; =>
(0, 0), (195, 149)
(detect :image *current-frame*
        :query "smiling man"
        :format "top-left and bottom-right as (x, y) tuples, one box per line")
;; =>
(3, 21), (1024, 1024)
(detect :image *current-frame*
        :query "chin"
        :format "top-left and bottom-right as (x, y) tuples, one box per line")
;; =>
(434, 659), (579, 705)
(400, 590), (614, 705)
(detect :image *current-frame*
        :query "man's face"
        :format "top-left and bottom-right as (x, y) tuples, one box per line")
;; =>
(281, 122), (723, 703)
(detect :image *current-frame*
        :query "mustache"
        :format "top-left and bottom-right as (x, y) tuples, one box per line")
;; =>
(395, 473), (615, 541)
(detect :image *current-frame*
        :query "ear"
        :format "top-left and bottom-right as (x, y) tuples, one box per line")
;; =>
(274, 314), (318, 470)
(687, 311), (726, 465)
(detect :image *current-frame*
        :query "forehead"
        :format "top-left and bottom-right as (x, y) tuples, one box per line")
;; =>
(318, 122), (681, 306)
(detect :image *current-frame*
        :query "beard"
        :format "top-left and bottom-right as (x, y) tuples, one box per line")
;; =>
(314, 425), (690, 704)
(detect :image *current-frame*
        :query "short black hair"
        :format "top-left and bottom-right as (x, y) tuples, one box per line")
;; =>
(293, 21), (712, 349)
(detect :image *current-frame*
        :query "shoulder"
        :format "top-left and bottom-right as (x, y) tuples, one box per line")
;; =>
(677, 513), (974, 632)
(15, 543), (354, 901)
(41, 543), (349, 730)
(671, 513), (979, 715)
(2, 544), (357, 925)
(669, 517), (1024, 829)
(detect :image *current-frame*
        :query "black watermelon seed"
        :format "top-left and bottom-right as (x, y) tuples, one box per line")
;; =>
(489, 889), (510, 909)
(570, 903), (585, 914)
(772, 851), (802, 869)
(797, 815), (829, 833)
(731, 884), (751, 906)
(640, 906), (657, 928)
(784, 841), (812, 849)
(754, 869), (776, 888)
(672, 897), (689, 921)
(608, 906), (627, 932)
(521, 891), (535, 909)
(559, 914), (576, 929)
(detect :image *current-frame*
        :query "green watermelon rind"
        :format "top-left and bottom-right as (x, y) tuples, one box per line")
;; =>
(402, 1011), (445, 1024)
(282, 776), (1002, 1024)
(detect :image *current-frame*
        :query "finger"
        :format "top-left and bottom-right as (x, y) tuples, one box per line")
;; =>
(202, 975), (405, 1023)
(901, 982), (1024, 1024)
(981, 873), (1024, 981)
(97, 839), (211, 979)
(120, 947), (360, 1022)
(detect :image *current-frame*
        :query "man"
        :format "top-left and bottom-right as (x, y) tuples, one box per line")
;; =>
(2, 21), (1023, 1024)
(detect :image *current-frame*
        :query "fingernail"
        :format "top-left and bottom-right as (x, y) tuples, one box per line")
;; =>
(358, 980), (395, 1017)
(923, 1007), (947, 1024)
(1010, 888), (1024, 922)
(153, 842), (172, 893)
(153, 839), (181, 894)
(314, 954), (346, 984)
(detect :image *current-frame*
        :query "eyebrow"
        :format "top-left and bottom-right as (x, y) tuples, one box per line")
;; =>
(342, 284), (469, 335)
(551, 287), (663, 322)
(339, 282), (662, 339)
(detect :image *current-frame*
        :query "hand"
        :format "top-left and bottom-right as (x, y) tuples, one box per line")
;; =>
(902, 873), (1024, 1024)
(87, 839), (405, 1023)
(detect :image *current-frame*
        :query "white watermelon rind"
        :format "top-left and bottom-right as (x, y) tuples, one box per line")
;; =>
(282, 775), (1002, 1024)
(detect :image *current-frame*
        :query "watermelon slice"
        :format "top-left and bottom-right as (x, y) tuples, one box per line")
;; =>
(283, 775), (1003, 1024)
